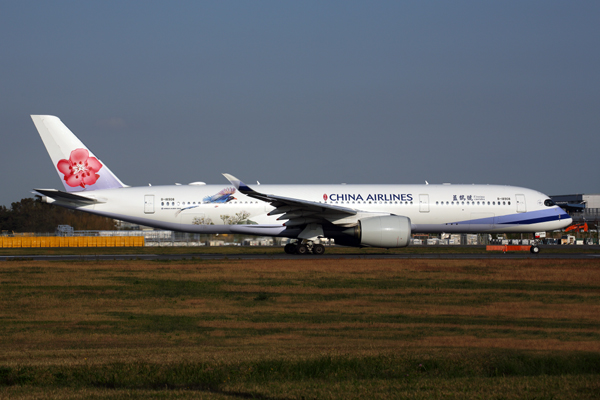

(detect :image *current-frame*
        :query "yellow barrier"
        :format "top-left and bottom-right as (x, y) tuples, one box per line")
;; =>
(0, 236), (146, 248)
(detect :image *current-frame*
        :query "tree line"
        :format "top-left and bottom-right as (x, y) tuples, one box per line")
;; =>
(0, 198), (117, 233)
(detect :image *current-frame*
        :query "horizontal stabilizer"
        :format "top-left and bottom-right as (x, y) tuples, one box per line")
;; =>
(33, 189), (101, 204)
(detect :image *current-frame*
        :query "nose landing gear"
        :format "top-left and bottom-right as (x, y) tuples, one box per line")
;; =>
(530, 245), (540, 254)
(530, 238), (541, 254)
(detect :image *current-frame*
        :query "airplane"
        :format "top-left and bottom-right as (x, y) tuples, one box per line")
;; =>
(31, 115), (572, 255)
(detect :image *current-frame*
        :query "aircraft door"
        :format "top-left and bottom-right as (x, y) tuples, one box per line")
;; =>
(419, 194), (429, 213)
(516, 194), (526, 213)
(144, 195), (155, 214)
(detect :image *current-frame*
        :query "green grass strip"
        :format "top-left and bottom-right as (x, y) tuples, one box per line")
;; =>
(2, 351), (599, 390)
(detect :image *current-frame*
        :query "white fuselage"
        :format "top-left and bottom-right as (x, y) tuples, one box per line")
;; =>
(49, 183), (572, 237)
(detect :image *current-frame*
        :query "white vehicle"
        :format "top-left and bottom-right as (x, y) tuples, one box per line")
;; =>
(31, 115), (572, 255)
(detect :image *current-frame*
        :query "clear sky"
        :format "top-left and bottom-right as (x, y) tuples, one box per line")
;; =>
(1, 1), (599, 207)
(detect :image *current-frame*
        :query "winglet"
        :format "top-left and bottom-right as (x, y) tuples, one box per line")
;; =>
(222, 173), (241, 189)
(223, 173), (253, 194)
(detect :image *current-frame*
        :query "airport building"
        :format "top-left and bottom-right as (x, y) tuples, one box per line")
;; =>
(550, 193), (600, 224)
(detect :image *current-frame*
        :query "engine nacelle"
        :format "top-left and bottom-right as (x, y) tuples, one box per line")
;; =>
(341, 215), (411, 248)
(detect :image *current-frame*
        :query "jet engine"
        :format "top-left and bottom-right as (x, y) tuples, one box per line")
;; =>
(338, 215), (411, 248)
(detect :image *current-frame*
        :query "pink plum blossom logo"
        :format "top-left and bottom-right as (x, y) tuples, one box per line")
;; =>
(323, 194), (328, 201)
(57, 148), (103, 188)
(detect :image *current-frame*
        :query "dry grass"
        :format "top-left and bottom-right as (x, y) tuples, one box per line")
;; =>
(0, 258), (599, 398)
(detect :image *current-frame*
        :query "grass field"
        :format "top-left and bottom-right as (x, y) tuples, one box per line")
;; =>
(1, 257), (599, 399)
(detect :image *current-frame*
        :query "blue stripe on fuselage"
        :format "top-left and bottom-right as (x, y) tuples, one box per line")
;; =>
(455, 208), (568, 226)
(497, 214), (559, 225)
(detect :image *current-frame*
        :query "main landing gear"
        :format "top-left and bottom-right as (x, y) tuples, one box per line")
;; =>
(284, 240), (325, 255)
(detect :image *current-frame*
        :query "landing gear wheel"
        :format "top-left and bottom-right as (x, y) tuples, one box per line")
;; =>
(312, 244), (325, 255)
(530, 245), (540, 254)
(295, 244), (308, 255)
(284, 243), (296, 254)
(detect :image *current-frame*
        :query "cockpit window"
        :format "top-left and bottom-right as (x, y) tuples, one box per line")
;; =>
(544, 199), (556, 207)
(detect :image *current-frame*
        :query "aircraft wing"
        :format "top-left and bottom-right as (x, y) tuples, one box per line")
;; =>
(223, 174), (385, 229)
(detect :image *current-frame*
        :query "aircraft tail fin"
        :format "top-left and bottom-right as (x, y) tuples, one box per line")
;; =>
(31, 115), (126, 192)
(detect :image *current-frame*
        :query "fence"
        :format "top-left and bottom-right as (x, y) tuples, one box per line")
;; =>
(0, 230), (275, 248)
(0, 236), (144, 248)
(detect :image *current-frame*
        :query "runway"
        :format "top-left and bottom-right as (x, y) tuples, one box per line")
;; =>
(1, 251), (599, 261)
